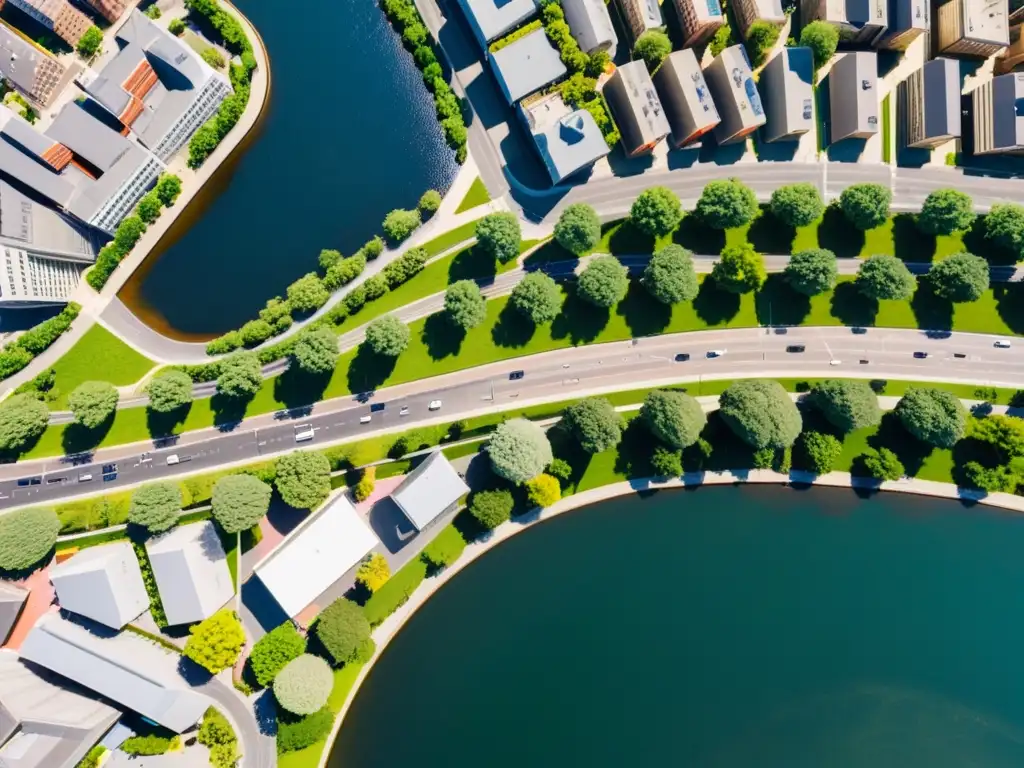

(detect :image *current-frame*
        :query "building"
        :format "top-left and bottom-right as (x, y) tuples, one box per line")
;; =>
(733, 0), (785, 37)
(603, 59), (671, 156)
(520, 91), (611, 183)
(878, 0), (930, 49)
(672, 0), (725, 47)
(145, 521), (233, 627)
(79, 0), (127, 23)
(489, 28), (567, 105)
(0, 650), (119, 768)
(996, 21), (1024, 71)
(19, 614), (210, 733)
(801, 0), (888, 46)
(562, 0), (618, 56)
(391, 452), (471, 531)
(936, 0), (1009, 57)
(760, 47), (815, 142)
(3, 0), (91, 47)
(49, 543), (148, 630)
(615, 0), (663, 43)
(456, 0), (539, 49)
(829, 51), (879, 141)
(704, 44), (765, 144)
(0, 22), (66, 106)
(0, 582), (27, 644)
(899, 57), (961, 148)
(653, 48), (721, 147)
(972, 71), (1024, 154)
(78, 10), (232, 162)
(253, 493), (379, 619)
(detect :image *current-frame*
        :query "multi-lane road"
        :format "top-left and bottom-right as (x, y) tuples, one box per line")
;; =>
(5, 325), (1021, 509)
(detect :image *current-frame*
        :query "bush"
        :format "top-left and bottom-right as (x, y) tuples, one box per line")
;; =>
(526, 473), (561, 507)
(630, 187), (682, 237)
(857, 254), (916, 301)
(249, 623), (305, 686)
(488, 418), (553, 484)
(290, 326), (338, 375)
(0, 507), (59, 571)
(121, 735), (177, 756)
(364, 314), (410, 356)
(469, 489), (514, 529)
(76, 25), (103, 57)
(860, 447), (904, 481)
(323, 253), (366, 291)
(147, 370), (194, 413)
(577, 255), (628, 308)
(554, 203), (601, 255)
(239, 318), (273, 346)
(651, 445), (683, 476)
(918, 189), (974, 235)
(168, 17), (186, 35)
(800, 20), (838, 69)
(547, 458), (572, 482)
(197, 707), (239, 768)
(640, 390), (706, 449)
(382, 247), (428, 288)
(422, 526), (466, 568)
(315, 597), (372, 665)
(275, 451), (331, 509)
(353, 466), (375, 503)
(696, 179), (759, 230)
(68, 381), (118, 429)
(201, 47), (226, 68)
(711, 244), (765, 294)
(277, 707), (334, 754)
(798, 431), (841, 474)
(183, 609), (245, 674)
(129, 483), (181, 534)
(633, 29), (671, 70)
(318, 249), (342, 273)
(418, 189), (442, 216)
(383, 208), (421, 242)
(985, 203), (1024, 259)
(808, 379), (882, 433)
(444, 280), (487, 329)
(709, 24), (733, 56)
(206, 331), (242, 356)
(136, 191), (162, 224)
(963, 462), (1020, 493)
(286, 273), (329, 314)
(510, 272), (562, 324)
(475, 212), (521, 264)
(770, 183), (824, 228)
(356, 552), (390, 592)
(895, 388), (967, 448)
(0, 393), (50, 452)
(644, 244), (698, 304)
(839, 184), (892, 230)
(927, 251), (989, 303)
(745, 20), (780, 66)
(217, 352), (262, 398)
(211, 474), (271, 534)
(273, 654), (334, 715)
(562, 397), (621, 453)
(363, 236), (385, 260)
(784, 248), (837, 296)
(719, 379), (802, 449)
(155, 174), (183, 206)
(114, 216), (146, 252)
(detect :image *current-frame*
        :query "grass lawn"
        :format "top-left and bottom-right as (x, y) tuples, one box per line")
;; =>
(882, 94), (892, 164)
(453, 177), (490, 214)
(277, 662), (364, 768)
(47, 324), (155, 408)
(362, 556), (427, 627)
(416, 218), (481, 257)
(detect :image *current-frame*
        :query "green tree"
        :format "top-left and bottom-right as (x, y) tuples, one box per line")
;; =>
(136, 191), (162, 224)
(114, 216), (146, 251)
(562, 397), (621, 453)
(382, 209), (421, 242)
(418, 189), (442, 217)
(201, 47), (225, 68)
(985, 203), (1024, 259)
(183, 609), (245, 673)
(290, 326), (338, 375)
(211, 474), (271, 534)
(356, 552), (390, 592)
(216, 352), (262, 398)
(68, 381), (118, 429)
(286, 273), (329, 314)
(770, 183), (824, 227)
(799, 431), (842, 474)
(577, 255), (628, 308)
(362, 236), (385, 260)
(630, 187), (682, 237)
(895, 387), (967, 448)
(318, 249), (342, 273)
(970, 414), (1024, 462)
(510, 272), (562, 324)
(0, 394), (49, 452)
(709, 24), (733, 57)
(315, 598), (373, 665)
(800, 20), (838, 70)
(963, 462), (1019, 493)
(633, 29), (671, 70)
(696, 179), (759, 230)
(147, 370), (193, 413)
(444, 280), (487, 329)
(274, 451), (331, 510)
(650, 445), (683, 477)
(554, 203), (601, 255)
(239, 319), (272, 346)
(469, 489), (514, 529)
(273, 654), (334, 715)
(839, 183), (892, 230)
(76, 26), (103, 57)
(526, 473), (561, 507)
(719, 379), (802, 449)
(364, 314), (410, 356)
(860, 447), (904, 481)
(475, 212), (521, 264)
(129, 482), (181, 534)
(784, 248), (838, 296)
(546, 458), (572, 482)
(857, 254), (916, 301)
(488, 418), (553, 484)
(644, 244), (698, 304)
(808, 379), (882, 433)
(352, 466), (375, 502)
(249, 622), (306, 687)
(168, 17), (186, 35)
(640, 390), (707, 449)
(711, 244), (766, 293)
(0, 507), (58, 571)
(277, 708), (333, 753)
(918, 189), (975, 235)
(745, 20), (780, 66)
(927, 251), (989, 303)
(155, 174), (182, 206)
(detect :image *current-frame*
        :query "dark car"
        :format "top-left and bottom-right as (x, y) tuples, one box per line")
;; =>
(103, 473), (118, 482)
(370, 402), (386, 412)
(509, 370), (525, 380)
(786, 345), (806, 353)
(102, 463), (117, 474)
(674, 353), (690, 362)
(851, 327), (868, 335)
(913, 351), (930, 359)
(954, 353), (967, 359)
(17, 477), (40, 487)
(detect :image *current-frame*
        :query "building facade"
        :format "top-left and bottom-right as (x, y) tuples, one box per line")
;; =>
(936, 0), (1009, 57)
(4, 0), (91, 47)
(615, 0), (663, 42)
(760, 47), (815, 142)
(733, 0), (785, 37)
(79, 0), (127, 23)
(671, 0), (725, 47)
(653, 48), (721, 147)
(899, 57), (961, 148)
(704, 44), (765, 144)
(972, 71), (1024, 154)
(830, 51), (879, 142)
(878, 0), (929, 49)
(603, 59), (671, 156)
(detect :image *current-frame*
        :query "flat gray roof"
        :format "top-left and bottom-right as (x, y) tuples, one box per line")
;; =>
(490, 29), (568, 104)
(0, 582), (27, 645)
(764, 47), (814, 139)
(992, 72), (1024, 149)
(893, 0), (929, 32)
(923, 57), (961, 140)
(830, 51), (878, 139)
(458, 0), (539, 43)
(145, 521), (233, 627)
(0, 180), (98, 262)
(391, 451), (471, 531)
(45, 103), (134, 174)
(49, 542), (148, 630)
(655, 48), (720, 141)
(561, 0), (617, 54)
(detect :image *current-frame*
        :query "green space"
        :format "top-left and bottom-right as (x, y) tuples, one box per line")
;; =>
(454, 177), (491, 214)
(277, 662), (364, 768)
(882, 94), (892, 164)
(46, 324), (155, 409)
(416, 218), (481, 258)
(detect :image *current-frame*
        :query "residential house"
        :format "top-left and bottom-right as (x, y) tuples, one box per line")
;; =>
(878, 0), (929, 49)
(936, 0), (1009, 57)
(671, 0), (725, 47)
(390, 451), (471, 531)
(456, 0), (539, 49)
(615, 0), (663, 43)
(145, 521), (233, 627)
(653, 48), (721, 147)
(760, 47), (815, 142)
(562, 0), (618, 56)
(490, 28), (567, 105)
(829, 51), (879, 142)
(520, 91), (611, 183)
(801, 0), (888, 46)
(704, 44), (766, 144)
(603, 59), (670, 156)
(2, 0), (91, 47)
(972, 71), (1024, 154)
(49, 542), (148, 630)
(899, 57), (961, 148)
(0, 21), (66, 106)
(733, 0), (785, 37)
(0, 583), (27, 645)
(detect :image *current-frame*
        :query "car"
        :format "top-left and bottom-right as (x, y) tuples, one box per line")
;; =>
(102, 463), (117, 474)
(706, 350), (726, 358)
(509, 370), (525, 380)
(359, 415), (372, 424)
(829, 359), (842, 366)
(786, 345), (806, 353)
(399, 406), (410, 416)
(674, 353), (690, 362)
(953, 353), (967, 359)
(851, 327), (868, 335)
(46, 477), (66, 485)
(294, 425), (315, 442)
(913, 351), (930, 359)
(102, 473), (117, 482)
(995, 340), (1012, 349)
(859, 359), (869, 365)
(166, 454), (181, 465)
(370, 402), (386, 412)
(16, 477), (38, 487)
(78, 473), (93, 482)
(428, 400), (442, 411)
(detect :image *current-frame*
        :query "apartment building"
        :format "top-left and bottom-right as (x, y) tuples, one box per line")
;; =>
(972, 71), (1024, 154)
(830, 51), (879, 141)
(878, 0), (930, 49)
(936, 0), (1009, 57)
(603, 59), (671, 156)
(761, 47), (815, 142)
(899, 57), (961, 148)
(672, 0), (725, 47)
(3, 0), (91, 47)
(615, 0), (663, 43)
(653, 48), (721, 147)
(562, 0), (618, 56)
(456, 0), (539, 49)
(520, 91), (611, 183)
(704, 44), (765, 144)
(733, 0), (785, 38)
(0, 21), (65, 106)
(801, 0), (888, 46)
(79, 0), (127, 23)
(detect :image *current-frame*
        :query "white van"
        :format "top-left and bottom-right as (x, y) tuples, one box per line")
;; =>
(166, 454), (180, 466)
(294, 425), (315, 442)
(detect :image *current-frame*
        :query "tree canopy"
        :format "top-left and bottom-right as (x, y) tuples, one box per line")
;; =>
(799, 431), (842, 474)
(562, 397), (622, 453)
(629, 187), (682, 237)
(640, 389), (707, 449)
(856, 254), (916, 301)
(711, 244), (765, 293)
(217, 352), (262, 399)
(860, 447), (904, 481)
(183, 609), (245, 674)
(839, 184), (892, 230)
(784, 248), (838, 296)
(918, 189), (975, 235)
(444, 280), (487, 329)
(970, 414), (1024, 462)
(364, 314), (410, 357)
(745, 20), (780, 66)
(633, 29), (672, 70)
(286, 273), (329, 314)
(0, 507), (59, 571)
(526, 473), (561, 507)
(0, 394), (49, 453)
(644, 244), (698, 304)
(554, 203), (601, 255)
(418, 189), (441, 217)
(68, 381), (119, 429)
(211, 474), (272, 534)
(315, 598), (373, 665)
(382, 208), (420, 242)
(895, 388), (967, 448)
(290, 326), (339, 375)
(695, 179), (759, 230)
(274, 654), (334, 715)
(927, 251), (989, 303)
(487, 418), (553, 484)
(577, 255), (629, 308)
(469, 489), (514, 529)
(356, 552), (390, 592)
(274, 451), (332, 509)
(248, 622), (305, 686)
(475, 212), (521, 264)
(808, 379), (882, 433)
(719, 379), (802, 449)
(770, 183), (824, 228)
(800, 20), (839, 70)
(510, 272), (562, 324)
(985, 203), (1024, 259)
(129, 482), (181, 534)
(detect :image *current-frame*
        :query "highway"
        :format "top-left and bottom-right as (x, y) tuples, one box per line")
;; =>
(5, 325), (1022, 509)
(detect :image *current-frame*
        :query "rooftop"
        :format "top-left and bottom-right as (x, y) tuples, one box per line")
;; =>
(391, 452), (471, 531)
(992, 72), (1024, 149)
(958, 0), (1008, 45)
(0, 180), (98, 262)
(459, 0), (539, 43)
(145, 521), (233, 627)
(0, 583), (28, 645)
(0, 22), (64, 105)
(609, 59), (671, 143)
(825, 0), (887, 26)
(922, 57), (960, 139)
(657, 48), (720, 130)
(561, 0), (618, 54)
(490, 28), (568, 104)
(49, 542), (148, 630)
(709, 44), (765, 128)
(765, 47), (815, 138)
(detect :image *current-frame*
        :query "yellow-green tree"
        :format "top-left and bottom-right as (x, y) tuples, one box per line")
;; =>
(526, 473), (561, 508)
(353, 466), (376, 503)
(183, 610), (245, 674)
(356, 553), (391, 593)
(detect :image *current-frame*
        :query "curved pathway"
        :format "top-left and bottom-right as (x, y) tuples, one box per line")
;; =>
(193, 675), (276, 768)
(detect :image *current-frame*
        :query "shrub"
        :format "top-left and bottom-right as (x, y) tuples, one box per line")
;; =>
(363, 236), (385, 260)
(895, 388), (967, 448)
(770, 183), (824, 227)
(136, 191), (162, 224)
(315, 597), (372, 665)
(554, 203), (601, 255)
(422, 526), (467, 568)
(273, 654), (334, 715)
(364, 314), (410, 356)
(719, 379), (802, 449)
(709, 24), (733, 56)
(324, 253), (366, 291)
(216, 352), (262, 398)
(711, 244), (765, 293)
(275, 451), (331, 509)
(798, 431), (841, 474)
(927, 251), (989, 303)
(382, 247), (428, 288)
(970, 414), (1024, 462)
(418, 189), (442, 216)
(129, 482), (181, 534)
(444, 280), (487, 329)
(147, 370), (194, 413)
(0, 507), (59, 571)
(206, 331), (242, 355)
(286, 273), (329, 314)
(318, 249), (342, 273)
(562, 397), (621, 453)
(633, 29), (671, 70)
(197, 707), (239, 768)
(696, 179), (759, 230)
(201, 47), (226, 68)
(383, 208), (421, 242)
(839, 184), (892, 230)
(985, 203), (1024, 259)
(168, 17), (186, 35)
(488, 418), (553, 484)
(68, 381), (118, 429)
(547, 458), (572, 482)
(239, 318), (273, 346)
(784, 248), (837, 296)
(277, 707), (334, 754)
(353, 466), (376, 503)
(745, 20), (780, 66)
(475, 212), (521, 264)
(577, 255), (628, 308)
(860, 447), (904, 480)
(76, 25), (103, 57)
(510, 272), (562, 324)
(356, 552), (390, 592)
(918, 189), (974, 235)
(0, 394), (50, 452)
(121, 735), (177, 756)
(800, 19), (838, 70)
(630, 187), (682, 237)
(641, 389), (707, 449)
(651, 445), (683, 476)
(857, 254), (916, 301)
(526, 473), (561, 507)
(184, 609), (245, 674)
(808, 379), (882, 433)
(963, 462), (1020, 493)
(155, 174), (182, 206)
(290, 326), (338, 375)
(249, 622), (305, 686)
(114, 216), (146, 252)
(469, 489), (514, 529)
(211, 474), (271, 533)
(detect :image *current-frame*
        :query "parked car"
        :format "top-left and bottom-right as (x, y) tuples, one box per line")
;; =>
(78, 473), (93, 482)
(428, 400), (442, 411)
(829, 359), (842, 366)
(370, 402), (386, 412)
(166, 454), (181, 465)
(102, 463), (117, 474)
(953, 353), (967, 359)
(399, 406), (410, 416)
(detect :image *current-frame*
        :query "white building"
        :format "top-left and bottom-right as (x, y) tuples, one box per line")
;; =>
(391, 451), (471, 531)
(145, 521), (233, 627)
(49, 541), (149, 629)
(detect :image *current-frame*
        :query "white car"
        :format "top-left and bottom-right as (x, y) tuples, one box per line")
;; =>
(359, 415), (372, 424)
(428, 400), (442, 411)
(399, 406), (410, 416)
(829, 359), (842, 366)
(166, 454), (180, 465)
(706, 350), (726, 358)
(995, 340), (1012, 349)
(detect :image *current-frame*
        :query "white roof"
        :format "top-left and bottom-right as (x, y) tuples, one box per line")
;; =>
(253, 494), (378, 618)
(49, 542), (148, 630)
(391, 452), (470, 531)
(145, 521), (233, 627)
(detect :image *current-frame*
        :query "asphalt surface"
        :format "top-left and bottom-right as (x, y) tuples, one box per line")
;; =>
(5, 326), (1022, 509)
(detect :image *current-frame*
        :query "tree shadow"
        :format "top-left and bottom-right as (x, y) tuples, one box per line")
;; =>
(272, 368), (331, 411)
(692, 277), (740, 325)
(748, 208), (795, 253)
(550, 287), (611, 344)
(817, 205), (864, 259)
(613, 418), (657, 478)
(616, 280), (671, 337)
(755, 274), (811, 327)
(892, 213), (935, 262)
(490, 302), (537, 349)
(61, 412), (115, 455)
(910, 278), (953, 332)
(146, 403), (192, 440)
(606, 220), (654, 255)
(210, 392), (250, 429)
(961, 214), (1002, 262)
(546, 422), (593, 493)
(700, 411), (755, 471)
(830, 280), (878, 326)
(867, 412), (933, 477)
(951, 436), (999, 486)
(421, 312), (466, 360)
(448, 245), (497, 283)
(994, 282), (1024, 334)
(672, 214), (725, 253)
(346, 345), (398, 393)
(522, 239), (575, 268)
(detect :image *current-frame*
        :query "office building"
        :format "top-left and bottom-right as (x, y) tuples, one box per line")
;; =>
(936, 0), (1009, 57)
(760, 47), (815, 142)
(603, 59), (671, 156)
(672, 0), (725, 46)
(490, 28), (567, 104)
(801, 0), (888, 45)
(49, 542), (148, 630)
(615, 0), (663, 43)
(653, 48), (721, 147)
(562, 0), (618, 56)
(145, 521), (233, 627)
(704, 44), (765, 144)
(899, 57), (961, 148)
(520, 91), (611, 183)
(78, 10), (232, 162)
(830, 51), (879, 141)
(3, 0), (91, 47)
(878, 0), (930, 49)
(733, 0), (785, 37)
(456, 0), (539, 49)
(972, 71), (1024, 154)
(0, 22), (65, 106)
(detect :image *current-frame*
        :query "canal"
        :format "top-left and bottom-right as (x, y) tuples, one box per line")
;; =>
(119, 0), (457, 339)
(329, 485), (1024, 768)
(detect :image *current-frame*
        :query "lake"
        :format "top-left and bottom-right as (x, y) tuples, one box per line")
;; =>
(119, 0), (457, 339)
(329, 485), (1024, 768)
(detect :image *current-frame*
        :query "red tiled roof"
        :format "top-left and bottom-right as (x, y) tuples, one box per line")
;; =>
(41, 142), (72, 171)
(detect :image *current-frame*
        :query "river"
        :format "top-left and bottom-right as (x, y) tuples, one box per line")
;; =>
(329, 485), (1024, 768)
(118, 0), (457, 339)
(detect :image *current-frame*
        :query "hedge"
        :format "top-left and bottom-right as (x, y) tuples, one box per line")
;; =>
(0, 302), (80, 381)
(277, 706), (334, 754)
(489, 19), (543, 52)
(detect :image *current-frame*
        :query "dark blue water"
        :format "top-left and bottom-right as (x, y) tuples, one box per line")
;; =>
(120, 0), (456, 338)
(330, 485), (1024, 768)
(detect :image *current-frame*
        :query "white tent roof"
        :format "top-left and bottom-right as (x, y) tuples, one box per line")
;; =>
(49, 541), (148, 630)
(391, 451), (470, 531)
